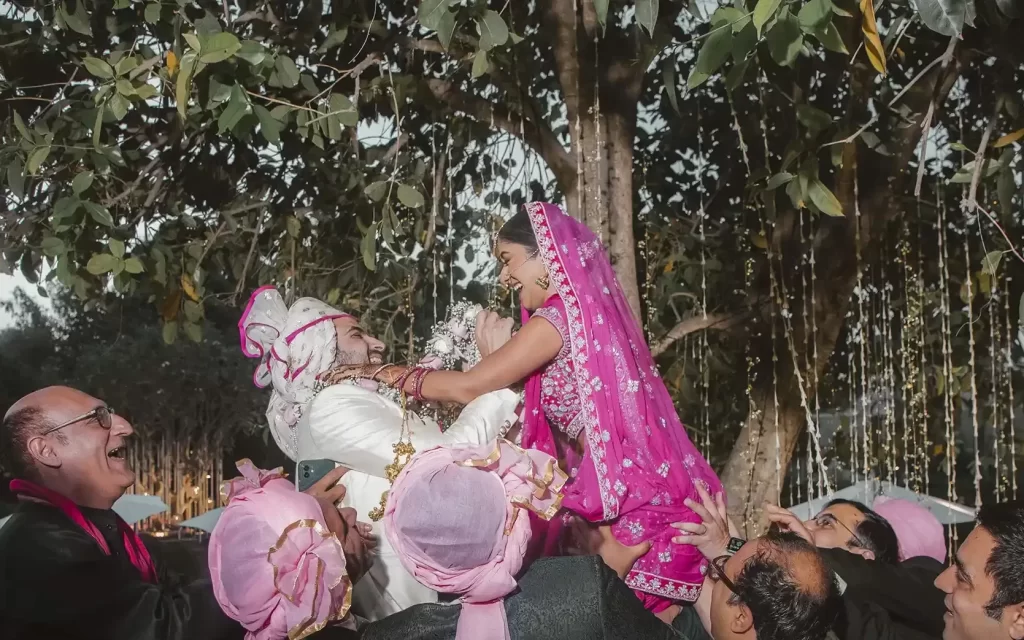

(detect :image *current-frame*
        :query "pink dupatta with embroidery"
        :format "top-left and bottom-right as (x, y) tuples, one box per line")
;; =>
(519, 202), (722, 607)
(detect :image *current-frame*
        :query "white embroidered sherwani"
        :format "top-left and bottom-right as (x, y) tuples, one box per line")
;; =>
(294, 385), (519, 621)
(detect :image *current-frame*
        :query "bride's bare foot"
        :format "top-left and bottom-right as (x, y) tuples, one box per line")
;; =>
(655, 605), (681, 625)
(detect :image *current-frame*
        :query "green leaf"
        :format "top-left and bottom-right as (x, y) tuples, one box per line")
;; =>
(687, 69), (710, 89)
(184, 322), (203, 343)
(253, 105), (281, 143)
(472, 50), (489, 78)
(753, 0), (784, 35)
(183, 33), (202, 51)
(767, 14), (804, 66)
(798, 0), (832, 30)
(319, 28), (349, 53)
(144, 2), (161, 23)
(92, 105), (104, 148)
(124, 257), (145, 274)
(808, 179), (844, 216)
(200, 32), (241, 64)
(109, 238), (125, 258)
(41, 237), (65, 256)
(286, 215), (301, 238)
(26, 146), (51, 175)
(982, 251), (1003, 275)
(725, 57), (751, 91)
(636, 0), (659, 35)
(662, 59), (680, 114)
(329, 93), (359, 127)
(236, 40), (267, 65)
(176, 53), (199, 118)
(766, 172), (795, 190)
(7, 158), (25, 199)
(951, 159), (1000, 183)
(813, 21), (848, 53)
(108, 93), (130, 120)
(436, 11), (458, 49)
(696, 26), (733, 75)
(595, 0), (610, 28)
(916, 0), (973, 36)
(114, 56), (139, 77)
(53, 196), (80, 222)
(365, 181), (389, 202)
(397, 184), (425, 208)
(12, 111), (32, 142)
(419, 0), (453, 30)
(796, 104), (833, 134)
(712, 7), (746, 27)
(478, 10), (509, 50)
(72, 170), (94, 194)
(84, 201), (115, 226)
(361, 222), (378, 271)
(63, 0), (92, 35)
(326, 288), (341, 305)
(218, 85), (248, 133)
(162, 321), (178, 345)
(86, 253), (119, 274)
(183, 299), (202, 322)
(83, 57), (114, 79)
(275, 55), (300, 88)
(115, 78), (135, 96)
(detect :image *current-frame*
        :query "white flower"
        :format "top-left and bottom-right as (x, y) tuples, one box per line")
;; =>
(462, 304), (482, 323)
(432, 336), (453, 354)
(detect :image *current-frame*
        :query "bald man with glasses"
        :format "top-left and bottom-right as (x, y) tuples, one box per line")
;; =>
(0, 386), (345, 640)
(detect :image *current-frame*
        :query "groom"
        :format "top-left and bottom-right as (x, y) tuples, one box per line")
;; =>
(239, 287), (520, 621)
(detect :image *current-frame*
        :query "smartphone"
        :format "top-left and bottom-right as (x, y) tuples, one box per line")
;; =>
(297, 459), (337, 492)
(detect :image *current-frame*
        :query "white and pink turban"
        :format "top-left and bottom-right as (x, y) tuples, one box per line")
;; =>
(872, 496), (947, 562)
(209, 460), (353, 640)
(238, 286), (352, 459)
(384, 440), (567, 640)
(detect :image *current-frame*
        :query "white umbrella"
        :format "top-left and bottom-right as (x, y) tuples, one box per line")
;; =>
(788, 479), (976, 525)
(112, 494), (169, 524)
(177, 507), (224, 533)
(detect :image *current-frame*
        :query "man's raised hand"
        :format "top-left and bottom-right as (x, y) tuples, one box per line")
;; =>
(672, 483), (732, 559)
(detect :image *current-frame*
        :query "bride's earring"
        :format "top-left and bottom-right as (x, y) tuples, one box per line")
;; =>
(535, 273), (550, 290)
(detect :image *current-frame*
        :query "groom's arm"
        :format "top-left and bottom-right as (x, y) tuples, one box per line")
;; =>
(305, 385), (518, 478)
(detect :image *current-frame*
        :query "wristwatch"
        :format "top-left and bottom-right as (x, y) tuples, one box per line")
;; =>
(725, 536), (746, 555)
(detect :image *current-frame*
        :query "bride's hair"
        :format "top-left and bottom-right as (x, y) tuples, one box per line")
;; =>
(496, 209), (538, 252)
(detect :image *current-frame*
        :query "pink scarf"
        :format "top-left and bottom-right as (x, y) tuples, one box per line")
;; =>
(519, 202), (722, 605)
(10, 479), (158, 583)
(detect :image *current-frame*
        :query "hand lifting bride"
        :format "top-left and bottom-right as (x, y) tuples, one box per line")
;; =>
(317, 201), (724, 619)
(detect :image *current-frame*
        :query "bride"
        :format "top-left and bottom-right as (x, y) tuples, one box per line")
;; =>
(318, 201), (723, 616)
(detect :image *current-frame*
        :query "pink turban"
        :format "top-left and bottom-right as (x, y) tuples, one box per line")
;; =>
(873, 496), (946, 562)
(209, 460), (353, 640)
(384, 440), (567, 640)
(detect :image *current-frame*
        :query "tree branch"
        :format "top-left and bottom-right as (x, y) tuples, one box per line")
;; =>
(422, 78), (575, 187)
(650, 310), (749, 357)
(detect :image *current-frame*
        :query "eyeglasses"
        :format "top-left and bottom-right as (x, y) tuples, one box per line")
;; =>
(814, 512), (868, 549)
(708, 554), (737, 594)
(41, 406), (115, 436)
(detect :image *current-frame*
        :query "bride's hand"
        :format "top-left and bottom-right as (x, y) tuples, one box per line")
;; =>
(475, 310), (514, 358)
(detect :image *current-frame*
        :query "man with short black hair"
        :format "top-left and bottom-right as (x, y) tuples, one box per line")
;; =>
(702, 529), (844, 640)
(935, 500), (1024, 640)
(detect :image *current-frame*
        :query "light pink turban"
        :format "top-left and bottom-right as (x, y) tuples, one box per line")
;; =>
(384, 440), (567, 640)
(873, 496), (946, 562)
(209, 460), (353, 640)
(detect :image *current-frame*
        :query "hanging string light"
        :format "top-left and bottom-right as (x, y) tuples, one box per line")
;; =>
(1003, 270), (1017, 498)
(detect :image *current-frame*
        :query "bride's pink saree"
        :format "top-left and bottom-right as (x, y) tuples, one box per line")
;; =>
(519, 202), (723, 610)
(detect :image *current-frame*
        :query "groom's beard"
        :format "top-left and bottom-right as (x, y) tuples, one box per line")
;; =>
(334, 346), (384, 366)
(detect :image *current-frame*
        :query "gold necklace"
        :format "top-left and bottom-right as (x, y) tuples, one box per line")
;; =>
(367, 392), (415, 521)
